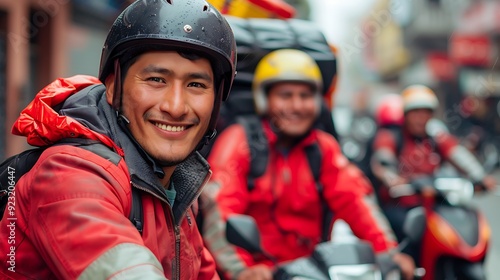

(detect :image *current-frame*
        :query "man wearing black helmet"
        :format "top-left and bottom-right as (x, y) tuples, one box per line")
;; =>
(0, 0), (235, 279)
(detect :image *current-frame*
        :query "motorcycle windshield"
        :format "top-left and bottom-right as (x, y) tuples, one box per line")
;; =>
(436, 205), (479, 246)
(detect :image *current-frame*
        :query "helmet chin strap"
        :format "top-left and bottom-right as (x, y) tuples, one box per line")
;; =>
(112, 59), (123, 113)
(116, 113), (167, 179)
(196, 129), (217, 151)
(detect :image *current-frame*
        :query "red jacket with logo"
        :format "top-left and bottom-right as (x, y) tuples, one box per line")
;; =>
(204, 120), (397, 278)
(0, 76), (218, 279)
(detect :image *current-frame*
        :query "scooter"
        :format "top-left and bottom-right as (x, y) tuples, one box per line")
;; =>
(390, 175), (491, 280)
(225, 214), (401, 280)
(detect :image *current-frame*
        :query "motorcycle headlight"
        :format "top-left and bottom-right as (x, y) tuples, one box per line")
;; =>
(328, 264), (382, 280)
(384, 269), (401, 280)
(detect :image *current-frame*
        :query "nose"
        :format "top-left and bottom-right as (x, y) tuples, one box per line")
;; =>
(159, 81), (189, 119)
(290, 94), (303, 111)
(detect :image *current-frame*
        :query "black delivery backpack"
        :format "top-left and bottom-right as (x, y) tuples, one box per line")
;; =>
(206, 16), (339, 155)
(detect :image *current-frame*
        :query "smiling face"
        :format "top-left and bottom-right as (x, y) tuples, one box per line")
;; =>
(106, 51), (214, 169)
(267, 82), (319, 138)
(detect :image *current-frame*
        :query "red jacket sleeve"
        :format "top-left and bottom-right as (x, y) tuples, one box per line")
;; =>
(206, 124), (257, 276)
(318, 133), (398, 253)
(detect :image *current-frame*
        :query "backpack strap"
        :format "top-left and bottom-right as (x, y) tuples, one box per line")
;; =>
(392, 128), (404, 157)
(304, 143), (322, 184)
(237, 115), (269, 191)
(237, 117), (332, 241)
(304, 143), (332, 242)
(130, 187), (143, 233)
(78, 141), (143, 234)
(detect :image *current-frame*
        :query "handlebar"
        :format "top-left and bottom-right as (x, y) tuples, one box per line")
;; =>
(388, 177), (478, 205)
(388, 184), (415, 198)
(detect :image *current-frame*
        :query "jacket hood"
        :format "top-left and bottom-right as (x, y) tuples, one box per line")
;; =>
(12, 75), (122, 155)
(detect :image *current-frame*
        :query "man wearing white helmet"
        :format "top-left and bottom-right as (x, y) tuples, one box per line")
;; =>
(370, 84), (496, 262)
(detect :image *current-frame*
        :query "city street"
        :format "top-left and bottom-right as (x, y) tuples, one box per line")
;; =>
(475, 171), (500, 279)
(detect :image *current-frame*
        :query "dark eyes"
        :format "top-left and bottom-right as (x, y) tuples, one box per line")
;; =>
(147, 77), (165, 83)
(146, 77), (207, 89)
(189, 82), (207, 89)
(277, 91), (314, 99)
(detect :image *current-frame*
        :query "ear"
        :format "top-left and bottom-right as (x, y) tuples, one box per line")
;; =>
(104, 73), (115, 106)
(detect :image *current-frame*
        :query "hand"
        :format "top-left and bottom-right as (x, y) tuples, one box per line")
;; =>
(236, 264), (273, 280)
(392, 252), (416, 280)
(420, 185), (437, 197)
(386, 174), (408, 189)
(480, 175), (497, 192)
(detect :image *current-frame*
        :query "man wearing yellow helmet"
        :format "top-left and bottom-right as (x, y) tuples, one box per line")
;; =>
(203, 49), (415, 280)
(370, 84), (497, 263)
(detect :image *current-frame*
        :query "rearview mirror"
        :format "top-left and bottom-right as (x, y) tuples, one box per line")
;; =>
(403, 207), (426, 242)
(226, 214), (263, 254)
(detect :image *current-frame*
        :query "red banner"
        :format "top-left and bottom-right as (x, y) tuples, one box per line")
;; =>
(449, 35), (491, 67)
(427, 52), (456, 81)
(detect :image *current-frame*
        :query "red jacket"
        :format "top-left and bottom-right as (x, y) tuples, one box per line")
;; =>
(204, 120), (397, 278)
(0, 76), (218, 279)
(372, 127), (486, 206)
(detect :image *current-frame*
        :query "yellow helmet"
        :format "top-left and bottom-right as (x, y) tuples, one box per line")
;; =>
(401, 85), (439, 113)
(252, 49), (323, 115)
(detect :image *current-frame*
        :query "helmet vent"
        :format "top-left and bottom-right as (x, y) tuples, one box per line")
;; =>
(183, 25), (193, 33)
(165, 0), (173, 4)
(203, 5), (208, 11)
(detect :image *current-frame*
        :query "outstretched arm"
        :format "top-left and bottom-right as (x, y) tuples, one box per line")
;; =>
(436, 132), (496, 191)
(203, 125), (268, 280)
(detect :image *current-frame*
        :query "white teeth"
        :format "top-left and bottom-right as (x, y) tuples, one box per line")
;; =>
(155, 123), (186, 132)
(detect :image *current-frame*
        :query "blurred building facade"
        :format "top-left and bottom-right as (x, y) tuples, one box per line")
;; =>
(354, 0), (500, 137)
(0, 0), (131, 160)
(395, 0), (500, 138)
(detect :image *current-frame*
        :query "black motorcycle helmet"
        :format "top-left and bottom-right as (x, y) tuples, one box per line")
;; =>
(99, 0), (237, 133)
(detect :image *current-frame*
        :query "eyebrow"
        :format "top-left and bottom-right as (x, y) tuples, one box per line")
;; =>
(140, 65), (213, 83)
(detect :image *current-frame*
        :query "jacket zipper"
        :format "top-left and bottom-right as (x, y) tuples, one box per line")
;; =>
(131, 173), (210, 280)
(170, 174), (210, 280)
(131, 182), (180, 279)
(282, 156), (291, 185)
(174, 225), (181, 280)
